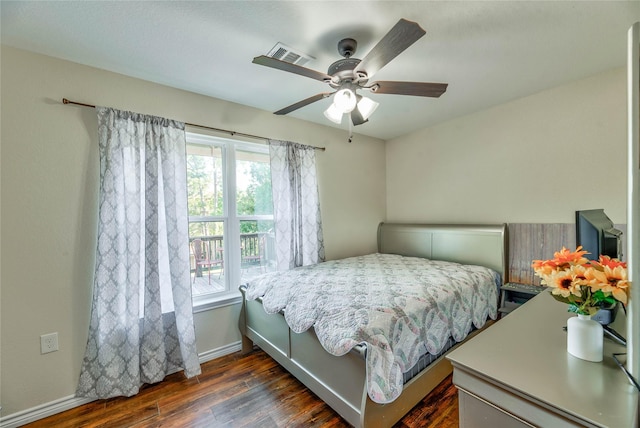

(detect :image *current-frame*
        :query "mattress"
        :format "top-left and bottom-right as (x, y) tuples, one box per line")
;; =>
(401, 336), (457, 384)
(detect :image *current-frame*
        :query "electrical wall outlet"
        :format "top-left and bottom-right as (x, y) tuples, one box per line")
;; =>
(40, 332), (59, 354)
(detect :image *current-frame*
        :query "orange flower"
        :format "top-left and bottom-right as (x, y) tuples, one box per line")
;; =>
(544, 267), (582, 298)
(594, 255), (627, 270)
(585, 265), (629, 304)
(552, 246), (590, 267)
(531, 246), (589, 277)
(531, 259), (560, 277)
(532, 246), (590, 276)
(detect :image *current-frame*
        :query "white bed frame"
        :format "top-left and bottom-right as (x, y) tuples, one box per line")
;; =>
(239, 222), (508, 427)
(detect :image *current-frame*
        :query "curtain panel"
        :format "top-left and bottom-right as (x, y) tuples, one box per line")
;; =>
(268, 140), (325, 270)
(77, 107), (200, 399)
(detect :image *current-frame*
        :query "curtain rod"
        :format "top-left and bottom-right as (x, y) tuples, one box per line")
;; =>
(62, 98), (326, 151)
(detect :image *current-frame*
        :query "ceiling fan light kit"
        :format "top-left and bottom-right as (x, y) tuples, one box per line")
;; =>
(333, 88), (357, 113)
(356, 96), (379, 120)
(323, 91), (380, 125)
(323, 103), (344, 124)
(253, 18), (448, 135)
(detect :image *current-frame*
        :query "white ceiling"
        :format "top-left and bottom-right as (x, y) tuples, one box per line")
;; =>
(2, 1), (639, 140)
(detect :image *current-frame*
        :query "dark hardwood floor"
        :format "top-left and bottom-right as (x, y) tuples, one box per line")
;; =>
(23, 349), (458, 427)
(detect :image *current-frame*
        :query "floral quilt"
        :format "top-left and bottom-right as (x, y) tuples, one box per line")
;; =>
(244, 253), (499, 403)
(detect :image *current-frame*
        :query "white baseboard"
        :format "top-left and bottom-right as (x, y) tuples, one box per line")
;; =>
(0, 342), (242, 428)
(0, 395), (94, 428)
(198, 341), (242, 364)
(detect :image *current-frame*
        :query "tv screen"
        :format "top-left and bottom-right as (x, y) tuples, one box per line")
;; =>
(575, 209), (622, 260)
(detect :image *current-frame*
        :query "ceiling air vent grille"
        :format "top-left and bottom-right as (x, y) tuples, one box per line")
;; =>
(267, 42), (314, 66)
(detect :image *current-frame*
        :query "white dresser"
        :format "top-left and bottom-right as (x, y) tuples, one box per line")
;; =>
(447, 291), (638, 427)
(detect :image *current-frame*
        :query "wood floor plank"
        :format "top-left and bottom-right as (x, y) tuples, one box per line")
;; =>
(394, 370), (458, 428)
(22, 349), (459, 427)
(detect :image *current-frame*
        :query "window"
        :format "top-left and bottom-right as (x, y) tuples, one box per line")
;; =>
(186, 132), (275, 307)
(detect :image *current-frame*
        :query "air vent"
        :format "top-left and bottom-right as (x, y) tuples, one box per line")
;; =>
(267, 42), (314, 66)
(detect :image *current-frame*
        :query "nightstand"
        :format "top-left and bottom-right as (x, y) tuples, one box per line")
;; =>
(499, 282), (547, 317)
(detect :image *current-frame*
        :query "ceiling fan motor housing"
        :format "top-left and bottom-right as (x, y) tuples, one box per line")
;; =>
(328, 38), (368, 87)
(328, 58), (362, 82)
(327, 58), (367, 88)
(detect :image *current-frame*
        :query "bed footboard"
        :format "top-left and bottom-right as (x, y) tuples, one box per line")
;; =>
(239, 286), (366, 424)
(239, 285), (494, 427)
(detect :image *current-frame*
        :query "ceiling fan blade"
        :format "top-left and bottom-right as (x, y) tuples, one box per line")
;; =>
(274, 92), (333, 115)
(253, 55), (332, 82)
(354, 19), (426, 78)
(350, 108), (367, 126)
(369, 81), (448, 97)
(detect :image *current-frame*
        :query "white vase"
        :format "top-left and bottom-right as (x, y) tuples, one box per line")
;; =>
(567, 314), (603, 362)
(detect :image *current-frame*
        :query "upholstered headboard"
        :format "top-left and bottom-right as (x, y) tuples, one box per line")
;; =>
(377, 222), (508, 281)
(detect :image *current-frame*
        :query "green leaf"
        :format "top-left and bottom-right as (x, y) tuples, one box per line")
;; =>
(592, 290), (616, 307)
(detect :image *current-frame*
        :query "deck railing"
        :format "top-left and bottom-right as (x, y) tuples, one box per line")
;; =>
(189, 233), (272, 275)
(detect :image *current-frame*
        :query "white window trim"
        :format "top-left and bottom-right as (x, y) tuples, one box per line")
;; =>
(186, 132), (272, 311)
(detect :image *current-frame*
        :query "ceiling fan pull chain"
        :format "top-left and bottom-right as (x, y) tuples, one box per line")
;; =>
(348, 118), (354, 143)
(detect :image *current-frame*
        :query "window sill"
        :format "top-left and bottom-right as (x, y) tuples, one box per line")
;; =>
(193, 291), (242, 313)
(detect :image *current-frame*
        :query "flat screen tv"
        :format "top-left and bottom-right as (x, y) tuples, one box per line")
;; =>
(575, 209), (622, 260)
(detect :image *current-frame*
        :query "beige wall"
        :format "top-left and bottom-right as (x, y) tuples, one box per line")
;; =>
(386, 67), (627, 225)
(0, 46), (386, 417)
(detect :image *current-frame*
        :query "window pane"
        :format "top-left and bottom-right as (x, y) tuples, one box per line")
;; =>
(187, 144), (224, 217)
(236, 149), (273, 216)
(240, 220), (276, 282)
(189, 221), (225, 297)
(185, 134), (276, 303)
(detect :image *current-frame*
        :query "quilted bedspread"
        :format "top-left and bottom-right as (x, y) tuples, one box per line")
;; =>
(244, 253), (499, 403)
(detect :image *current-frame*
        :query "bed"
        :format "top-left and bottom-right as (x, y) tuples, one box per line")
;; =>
(238, 222), (508, 427)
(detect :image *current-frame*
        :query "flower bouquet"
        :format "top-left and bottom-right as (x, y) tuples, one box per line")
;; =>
(531, 246), (629, 315)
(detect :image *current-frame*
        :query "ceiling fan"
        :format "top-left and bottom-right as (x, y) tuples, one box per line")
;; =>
(252, 18), (448, 127)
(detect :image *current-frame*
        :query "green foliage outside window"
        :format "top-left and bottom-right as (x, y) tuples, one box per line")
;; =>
(187, 147), (273, 237)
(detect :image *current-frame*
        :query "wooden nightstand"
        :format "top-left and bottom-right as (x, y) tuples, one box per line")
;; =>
(499, 282), (547, 317)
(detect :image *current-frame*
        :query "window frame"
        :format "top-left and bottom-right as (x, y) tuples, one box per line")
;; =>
(186, 132), (273, 311)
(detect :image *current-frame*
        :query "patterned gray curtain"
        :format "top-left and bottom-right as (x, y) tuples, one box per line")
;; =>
(76, 107), (201, 399)
(268, 140), (325, 270)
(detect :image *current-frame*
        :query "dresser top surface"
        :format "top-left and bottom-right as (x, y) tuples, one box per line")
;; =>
(447, 291), (638, 427)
